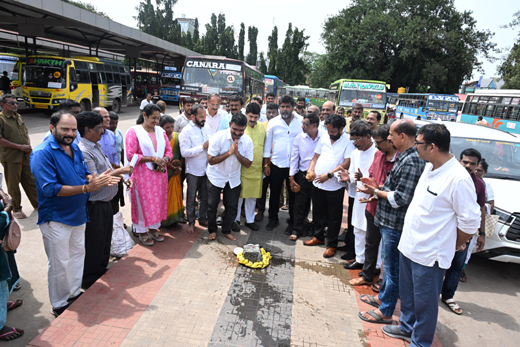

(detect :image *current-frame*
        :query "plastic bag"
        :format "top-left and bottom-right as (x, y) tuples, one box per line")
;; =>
(110, 211), (135, 257)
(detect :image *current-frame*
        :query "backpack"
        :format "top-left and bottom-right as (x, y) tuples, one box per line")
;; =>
(3, 211), (21, 251)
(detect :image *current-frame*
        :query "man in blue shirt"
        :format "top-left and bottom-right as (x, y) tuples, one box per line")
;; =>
(93, 107), (118, 167)
(31, 112), (120, 317)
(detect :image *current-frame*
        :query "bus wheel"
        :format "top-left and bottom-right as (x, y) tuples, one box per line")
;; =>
(80, 99), (91, 112)
(112, 98), (121, 113)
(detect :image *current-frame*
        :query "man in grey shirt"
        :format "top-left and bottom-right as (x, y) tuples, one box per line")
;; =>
(77, 111), (132, 289)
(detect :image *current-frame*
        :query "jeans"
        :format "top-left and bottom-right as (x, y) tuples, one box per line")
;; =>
(186, 173), (208, 225)
(399, 254), (445, 347)
(441, 242), (469, 301)
(378, 226), (401, 317)
(207, 180), (241, 234)
(312, 187), (345, 248)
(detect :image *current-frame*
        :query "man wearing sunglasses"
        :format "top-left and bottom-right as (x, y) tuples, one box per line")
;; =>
(0, 94), (39, 219)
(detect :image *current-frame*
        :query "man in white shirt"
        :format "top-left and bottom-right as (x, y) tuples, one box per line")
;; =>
(318, 101), (335, 130)
(263, 95), (303, 233)
(342, 121), (379, 270)
(261, 92), (275, 117)
(139, 93), (152, 115)
(382, 124), (481, 346)
(206, 113), (254, 241)
(205, 94), (227, 135)
(174, 97), (195, 134)
(288, 112), (322, 240)
(179, 104), (212, 234)
(304, 114), (350, 258)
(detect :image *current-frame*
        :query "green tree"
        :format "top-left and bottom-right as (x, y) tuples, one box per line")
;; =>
(259, 52), (268, 74)
(62, 0), (110, 18)
(185, 31), (194, 50)
(193, 18), (202, 52)
(238, 23), (245, 61)
(246, 26), (259, 66)
(499, 11), (520, 89)
(204, 13), (218, 55)
(320, 0), (495, 93)
(267, 26), (278, 75)
(276, 23), (309, 85)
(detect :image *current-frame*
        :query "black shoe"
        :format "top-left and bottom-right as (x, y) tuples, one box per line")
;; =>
(245, 222), (259, 231)
(216, 216), (223, 226)
(340, 252), (356, 261)
(231, 221), (241, 232)
(358, 268), (381, 278)
(51, 303), (71, 317)
(343, 261), (364, 270)
(382, 325), (411, 343)
(284, 223), (293, 235)
(338, 233), (346, 242)
(266, 219), (279, 231)
(336, 245), (349, 252)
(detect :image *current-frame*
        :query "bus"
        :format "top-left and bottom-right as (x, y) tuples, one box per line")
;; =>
(23, 55), (132, 113)
(386, 92), (399, 110)
(180, 56), (264, 106)
(159, 70), (182, 103)
(264, 75), (285, 101)
(328, 79), (387, 116)
(132, 70), (161, 99)
(0, 53), (25, 100)
(286, 85), (328, 107)
(459, 90), (520, 134)
(396, 93), (459, 121)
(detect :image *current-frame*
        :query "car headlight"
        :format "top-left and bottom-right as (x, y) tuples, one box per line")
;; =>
(495, 207), (513, 224)
(52, 99), (64, 104)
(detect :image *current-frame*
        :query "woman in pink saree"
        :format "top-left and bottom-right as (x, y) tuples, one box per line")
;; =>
(126, 104), (172, 246)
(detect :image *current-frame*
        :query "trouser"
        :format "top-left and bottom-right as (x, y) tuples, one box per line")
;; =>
(292, 171), (314, 235)
(441, 242), (470, 301)
(344, 195), (356, 256)
(399, 254), (445, 347)
(359, 210), (382, 281)
(110, 180), (123, 214)
(83, 201), (114, 289)
(2, 159), (39, 212)
(207, 180), (240, 234)
(40, 221), (85, 309)
(186, 173), (208, 225)
(236, 198), (256, 224)
(312, 187), (345, 248)
(268, 164), (294, 221)
(0, 280), (7, 330)
(378, 226), (402, 317)
(256, 175), (270, 213)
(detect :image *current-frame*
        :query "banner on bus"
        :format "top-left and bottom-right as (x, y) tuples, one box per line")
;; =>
(342, 82), (385, 91)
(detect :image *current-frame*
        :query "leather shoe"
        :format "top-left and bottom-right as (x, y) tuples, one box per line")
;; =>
(266, 219), (279, 231)
(245, 222), (259, 231)
(255, 212), (264, 222)
(340, 252), (356, 262)
(343, 261), (364, 270)
(304, 237), (325, 246)
(323, 247), (336, 258)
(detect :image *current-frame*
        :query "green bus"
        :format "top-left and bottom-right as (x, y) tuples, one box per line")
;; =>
(286, 85), (328, 107)
(328, 79), (388, 116)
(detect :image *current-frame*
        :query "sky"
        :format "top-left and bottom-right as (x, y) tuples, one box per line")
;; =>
(85, 0), (518, 81)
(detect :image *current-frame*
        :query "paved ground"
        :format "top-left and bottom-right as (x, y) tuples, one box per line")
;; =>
(3, 104), (520, 347)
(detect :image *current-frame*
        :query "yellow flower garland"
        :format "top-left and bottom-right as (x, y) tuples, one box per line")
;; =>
(237, 248), (272, 268)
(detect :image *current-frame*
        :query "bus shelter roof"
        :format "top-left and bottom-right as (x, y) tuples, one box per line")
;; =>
(0, 0), (200, 65)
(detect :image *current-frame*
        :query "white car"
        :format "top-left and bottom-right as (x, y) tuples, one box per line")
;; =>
(415, 120), (520, 263)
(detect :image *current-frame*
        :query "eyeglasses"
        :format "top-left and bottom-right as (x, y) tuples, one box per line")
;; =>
(302, 123), (311, 127)
(414, 141), (427, 146)
(6, 101), (18, 106)
(375, 139), (386, 145)
(351, 137), (363, 143)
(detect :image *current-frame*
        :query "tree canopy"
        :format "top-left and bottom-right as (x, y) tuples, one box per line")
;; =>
(311, 0), (495, 93)
(275, 24), (309, 85)
(498, 11), (520, 89)
(246, 26), (259, 66)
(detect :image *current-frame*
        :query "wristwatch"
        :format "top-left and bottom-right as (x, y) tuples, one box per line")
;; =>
(478, 231), (485, 236)
(327, 172), (333, 179)
(373, 189), (379, 199)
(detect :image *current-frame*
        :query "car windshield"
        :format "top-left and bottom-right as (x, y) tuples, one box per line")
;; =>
(451, 137), (520, 180)
(339, 90), (386, 106)
(25, 66), (66, 88)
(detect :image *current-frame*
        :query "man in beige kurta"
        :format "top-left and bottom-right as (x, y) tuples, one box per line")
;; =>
(234, 103), (265, 231)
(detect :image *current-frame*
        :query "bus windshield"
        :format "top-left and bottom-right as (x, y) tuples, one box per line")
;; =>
(182, 60), (243, 95)
(160, 75), (181, 88)
(339, 89), (386, 106)
(451, 137), (520, 180)
(427, 100), (458, 113)
(0, 56), (17, 79)
(25, 65), (67, 89)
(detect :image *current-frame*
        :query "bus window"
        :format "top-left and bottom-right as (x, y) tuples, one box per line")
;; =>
(106, 73), (114, 84)
(114, 73), (121, 83)
(77, 70), (90, 83)
(476, 103), (485, 116)
(69, 67), (78, 91)
(484, 105), (495, 117)
(98, 72), (107, 84)
(512, 106), (520, 121)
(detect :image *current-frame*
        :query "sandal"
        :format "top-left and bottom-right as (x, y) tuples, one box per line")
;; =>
(460, 270), (467, 282)
(358, 310), (393, 324)
(372, 279), (382, 293)
(0, 327), (24, 341)
(442, 298), (462, 315)
(360, 294), (380, 309)
(147, 230), (164, 242)
(7, 300), (22, 311)
(12, 211), (27, 219)
(138, 234), (154, 246)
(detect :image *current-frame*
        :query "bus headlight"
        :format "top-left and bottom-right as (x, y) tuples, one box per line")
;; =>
(52, 99), (64, 104)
